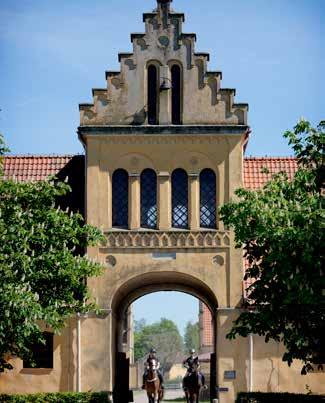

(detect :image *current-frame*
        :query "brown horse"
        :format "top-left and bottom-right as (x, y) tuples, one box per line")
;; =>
(183, 363), (202, 403)
(145, 358), (164, 403)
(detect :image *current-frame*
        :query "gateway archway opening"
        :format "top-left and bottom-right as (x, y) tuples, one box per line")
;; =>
(111, 272), (218, 402)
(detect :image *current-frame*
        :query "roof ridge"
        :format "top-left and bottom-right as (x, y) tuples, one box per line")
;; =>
(245, 156), (296, 160)
(3, 154), (84, 158)
(3, 155), (296, 160)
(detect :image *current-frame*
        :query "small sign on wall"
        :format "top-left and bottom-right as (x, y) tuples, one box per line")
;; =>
(152, 252), (176, 260)
(224, 370), (236, 380)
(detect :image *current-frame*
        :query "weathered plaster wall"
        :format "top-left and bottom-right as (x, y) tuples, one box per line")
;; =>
(0, 319), (77, 394)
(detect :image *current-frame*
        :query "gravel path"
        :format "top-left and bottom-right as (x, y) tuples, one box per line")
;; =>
(133, 388), (184, 403)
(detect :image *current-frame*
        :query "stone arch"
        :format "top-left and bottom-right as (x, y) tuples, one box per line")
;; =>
(111, 270), (218, 345)
(114, 152), (156, 173)
(111, 271), (219, 398)
(171, 150), (215, 173)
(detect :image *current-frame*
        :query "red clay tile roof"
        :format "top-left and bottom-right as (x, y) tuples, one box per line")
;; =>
(244, 157), (297, 190)
(2, 155), (77, 182)
(3, 155), (299, 185)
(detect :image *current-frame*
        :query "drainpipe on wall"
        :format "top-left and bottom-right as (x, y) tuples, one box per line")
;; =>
(249, 333), (254, 392)
(77, 313), (81, 392)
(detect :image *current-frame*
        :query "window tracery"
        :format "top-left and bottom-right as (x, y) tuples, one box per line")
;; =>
(200, 169), (216, 229)
(172, 168), (189, 229)
(141, 169), (157, 229)
(112, 169), (129, 228)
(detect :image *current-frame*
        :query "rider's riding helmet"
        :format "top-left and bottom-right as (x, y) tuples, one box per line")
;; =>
(150, 348), (157, 354)
(190, 349), (196, 354)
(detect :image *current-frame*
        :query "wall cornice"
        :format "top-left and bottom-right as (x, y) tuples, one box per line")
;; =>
(78, 125), (248, 137)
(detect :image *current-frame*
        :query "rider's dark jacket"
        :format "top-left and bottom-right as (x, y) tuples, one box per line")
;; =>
(183, 355), (200, 372)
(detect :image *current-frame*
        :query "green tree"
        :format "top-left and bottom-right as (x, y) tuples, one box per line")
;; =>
(0, 133), (9, 173)
(0, 136), (104, 372)
(134, 318), (146, 333)
(184, 321), (199, 353)
(134, 318), (184, 373)
(220, 120), (325, 374)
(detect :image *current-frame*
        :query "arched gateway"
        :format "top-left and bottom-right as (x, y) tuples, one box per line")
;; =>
(78, 0), (249, 401)
(112, 273), (219, 401)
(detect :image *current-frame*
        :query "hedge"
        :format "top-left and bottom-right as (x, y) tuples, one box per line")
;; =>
(236, 392), (325, 403)
(0, 392), (110, 403)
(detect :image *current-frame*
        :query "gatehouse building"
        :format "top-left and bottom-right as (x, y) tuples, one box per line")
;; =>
(1, 0), (324, 401)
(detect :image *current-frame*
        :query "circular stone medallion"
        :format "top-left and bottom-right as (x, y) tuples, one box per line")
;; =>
(158, 36), (170, 47)
(106, 255), (117, 268)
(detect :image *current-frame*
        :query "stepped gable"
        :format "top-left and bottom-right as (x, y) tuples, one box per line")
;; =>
(79, 0), (248, 126)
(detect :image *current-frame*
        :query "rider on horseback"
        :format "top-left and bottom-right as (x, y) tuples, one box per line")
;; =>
(182, 349), (207, 390)
(142, 348), (164, 390)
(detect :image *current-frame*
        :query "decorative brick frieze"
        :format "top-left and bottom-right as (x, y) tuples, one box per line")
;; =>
(101, 230), (230, 249)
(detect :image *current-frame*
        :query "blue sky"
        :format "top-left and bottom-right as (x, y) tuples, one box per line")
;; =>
(1, 0), (323, 335)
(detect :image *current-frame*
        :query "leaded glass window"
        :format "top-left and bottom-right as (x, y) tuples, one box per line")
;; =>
(200, 169), (216, 229)
(172, 168), (188, 229)
(112, 169), (129, 228)
(141, 169), (157, 229)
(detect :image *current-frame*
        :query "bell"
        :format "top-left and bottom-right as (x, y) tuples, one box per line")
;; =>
(160, 80), (172, 91)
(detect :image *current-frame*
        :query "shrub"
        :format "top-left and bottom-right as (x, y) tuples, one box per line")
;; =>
(0, 392), (110, 403)
(236, 392), (325, 403)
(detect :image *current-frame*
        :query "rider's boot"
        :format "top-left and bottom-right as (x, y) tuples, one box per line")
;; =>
(200, 373), (208, 390)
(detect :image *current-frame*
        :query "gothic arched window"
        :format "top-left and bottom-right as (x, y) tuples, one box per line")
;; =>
(172, 168), (188, 229)
(171, 64), (182, 125)
(141, 169), (157, 229)
(112, 169), (129, 228)
(148, 64), (159, 125)
(200, 169), (216, 229)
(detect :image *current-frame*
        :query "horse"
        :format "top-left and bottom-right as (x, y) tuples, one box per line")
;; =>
(183, 363), (203, 403)
(144, 358), (164, 403)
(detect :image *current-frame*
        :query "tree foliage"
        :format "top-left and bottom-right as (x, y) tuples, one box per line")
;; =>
(0, 133), (9, 174)
(0, 136), (104, 372)
(183, 321), (199, 353)
(220, 120), (325, 374)
(134, 318), (183, 373)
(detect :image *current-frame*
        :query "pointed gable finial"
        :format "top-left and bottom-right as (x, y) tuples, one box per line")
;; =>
(157, 0), (173, 9)
(157, 0), (173, 23)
